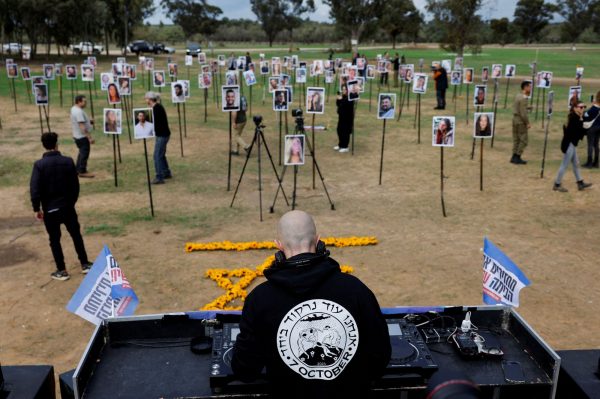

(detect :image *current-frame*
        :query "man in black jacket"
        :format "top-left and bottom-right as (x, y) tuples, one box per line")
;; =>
(145, 91), (172, 184)
(30, 132), (92, 281)
(232, 210), (391, 398)
(433, 64), (448, 110)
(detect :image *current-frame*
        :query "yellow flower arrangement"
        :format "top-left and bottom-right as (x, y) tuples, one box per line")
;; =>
(185, 236), (377, 253)
(196, 236), (375, 310)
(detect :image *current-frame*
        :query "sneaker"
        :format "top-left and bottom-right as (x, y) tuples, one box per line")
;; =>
(51, 270), (70, 281)
(78, 172), (95, 178)
(151, 178), (165, 184)
(333, 146), (340, 150)
(553, 184), (568, 192)
(339, 148), (349, 153)
(81, 262), (93, 274)
(577, 181), (592, 191)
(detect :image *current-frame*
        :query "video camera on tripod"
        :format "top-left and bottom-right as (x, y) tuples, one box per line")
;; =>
(253, 115), (265, 128)
(291, 108), (304, 132)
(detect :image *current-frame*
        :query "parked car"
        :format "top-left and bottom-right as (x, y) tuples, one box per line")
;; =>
(69, 42), (103, 55)
(186, 42), (202, 56)
(128, 40), (154, 55)
(2, 43), (22, 54)
(163, 46), (176, 54)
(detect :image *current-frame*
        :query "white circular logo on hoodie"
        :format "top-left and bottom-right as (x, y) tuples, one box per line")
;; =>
(276, 299), (359, 380)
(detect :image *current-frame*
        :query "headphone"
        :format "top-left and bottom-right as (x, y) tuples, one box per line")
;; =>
(274, 240), (329, 268)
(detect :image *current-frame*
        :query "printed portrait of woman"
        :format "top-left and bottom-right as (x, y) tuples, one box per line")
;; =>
(104, 108), (122, 134)
(284, 135), (305, 166)
(107, 83), (121, 104)
(474, 113), (494, 138)
(307, 88), (324, 113)
(432, 117), (455, 147)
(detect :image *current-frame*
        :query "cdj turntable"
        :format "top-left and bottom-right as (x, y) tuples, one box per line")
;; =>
(385, 318), (438, 375)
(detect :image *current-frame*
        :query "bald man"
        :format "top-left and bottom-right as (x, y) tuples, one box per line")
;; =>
(232, 211), (391, 398)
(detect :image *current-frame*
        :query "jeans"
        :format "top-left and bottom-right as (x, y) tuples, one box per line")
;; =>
(555, 143), (582, 185)
(585, 128), (599, 163)
(154, 135), (171, 180)
(43, 207), (89, 271)
(74, 137), (90, 173)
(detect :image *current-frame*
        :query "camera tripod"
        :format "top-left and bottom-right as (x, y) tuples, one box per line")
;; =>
(270, 116), (335, 212)
(230, 118), (289, 221)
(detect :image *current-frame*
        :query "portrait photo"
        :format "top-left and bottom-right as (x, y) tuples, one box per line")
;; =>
(198, 52), (207, 64)
(491, 64), (502, 79)
(474, 85), (487, 106)
(199, 72), (212, 89)
(347, 79), (360, 101)
(185, 55), (193, 66)
(112, 63), (123, 76)
(481, 67), (489, 82)
(226, 70), (238, 85)
(243, 70), (257, 86)
(171, 82), (185, 103)
(107, 83), (121, 104)
(66, 65), (77, 80)
(356, 58), (365, 70)
(450, 71), (462, 85)
(537, 71), (553, 88)
(325, 69), (333, 83)
(505, 64), (516, 78)
(54, 63), (63, 76)
(104, 108), (122, 134)
(43, 64), (55, 80)
(284, 135), (305, 166)
(311, 60), (324, 76)
(273, 89), (288, 111)
(324, 59), (332, 71)
(100, 73), (114, 90)
(366, 65), (375, 79)
(306, 87), (325, 114)
(126, 64), (137, 80)
(377, 93), (396, 120)
(133, 108), (154, 139)
(81, 64), (94, 82)
(296, 67), (307, 83)
(6, 63), (18, 78)
(441, 59), (452, 72)
(575, 67), (584, 80)
(272, 62), (281, 77)
(34, 83), (48, 105)
(201, 64), (210, 74)
(153, 70), (166, 87)
(356, 77), (365, 93)
(463, 68), (474, 84)
(568, 86), (581, 109)
(280, 74), (291, 87)
(217, 54), (225, 66)
(20, 67), (31, 80)
(118, 77), (131, 96)
(222, 85), (240, 112)
(404, 65), (414, 83)
(292, 55), (299, 67)
(268, 76), (280, 93)
(237, 56), (246, 70)
(284, 85), (293, 103)
(412, 73), (427, 94)
(454, 57), (463, 70)
(116, 57), (126, 64)
(181, 80), (190, 98)
(260, 61), (269, 75)
(87, 56), (97, 67)
(144, 57), (154, 71)
(432, 116), (455, 147)
(168, 63), (178, 78)
(473, 112), (494, 138)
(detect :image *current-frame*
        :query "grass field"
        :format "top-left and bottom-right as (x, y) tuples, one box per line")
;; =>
(1, 44), (599, 386)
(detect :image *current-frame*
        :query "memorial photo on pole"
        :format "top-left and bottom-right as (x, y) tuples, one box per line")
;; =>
(199, 72), (212, 89)
(537, 71), (553, 88)
(66, 65), (77, 80)
(34, 83), (48, 105)
(226, 70), (238, 85)
(505, 64), (516, 78)
(222, 85), (240, 111)
(171, 82), (185, 103)
(463, 68), (474, 84)
(118, 77), (131, 96)
(21, 67), (31, 80)
(43, 64), (55, 80)
(243, 70), (257, 86)
(104, 108), (122, 134)
(347, 79), (360, 101)
(133, 108), (155, 139)
(81, 64), (94, 82)
(432, 116), (455, 147)
(107, 83), (121, 105)
(412, 73), (427, 93)
(273, 89), (288, 111)
(306, 87), (325, 114)
(296, 67), (307, 83)
(492, 64), (502, 79)
(153, 70), (166, 87)
(473, 112), (494, 138)
(474, 85), (487, 106)
(481, 67), (489, 83)
(568, 86), (581, 108)
(100, 73), (113, 90)
(451, 71), (462, 85)
(378, 93), (396, 119)
(404, 65), (414, 83)
(284, 135), (305, 166)
(168, 63), (177, 78)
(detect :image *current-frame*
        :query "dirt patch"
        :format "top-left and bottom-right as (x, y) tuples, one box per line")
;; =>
(0, 243), (37, 268)
(0, 216), (35, 230)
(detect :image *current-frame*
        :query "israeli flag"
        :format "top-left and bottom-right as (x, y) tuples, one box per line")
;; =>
(67, 245), (139, 325)
(482, 238), (531, 307)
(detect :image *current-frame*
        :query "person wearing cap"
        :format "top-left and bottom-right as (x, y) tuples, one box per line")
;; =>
(145, 91), (172, 184)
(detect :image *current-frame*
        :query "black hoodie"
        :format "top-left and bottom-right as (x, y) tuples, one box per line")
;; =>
(232, 253), (391, 399)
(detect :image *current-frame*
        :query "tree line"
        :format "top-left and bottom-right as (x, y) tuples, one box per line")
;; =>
(2, 0), (600, 58)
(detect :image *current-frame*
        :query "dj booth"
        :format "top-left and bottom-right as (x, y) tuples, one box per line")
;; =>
(70, 305), (560, 399)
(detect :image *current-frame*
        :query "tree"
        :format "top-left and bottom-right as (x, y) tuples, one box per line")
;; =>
(250, 0), (315, 47)
(426, 0), (484, 57)
(161, 0), (222, 39)
(489, 18), (512, 46)
(513, 0), (557, 44)
(558, 0), (595, 44)
(380, 0), (421, 48)
(104, 0), (155, 55)
(324, 0), (384, 53)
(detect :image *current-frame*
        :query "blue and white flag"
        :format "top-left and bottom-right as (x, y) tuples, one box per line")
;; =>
(67, 245), (139, 325)
(482, 238), (531, 307)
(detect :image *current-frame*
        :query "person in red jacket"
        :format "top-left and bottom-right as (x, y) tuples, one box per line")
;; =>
(232, 210), (391, 399)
